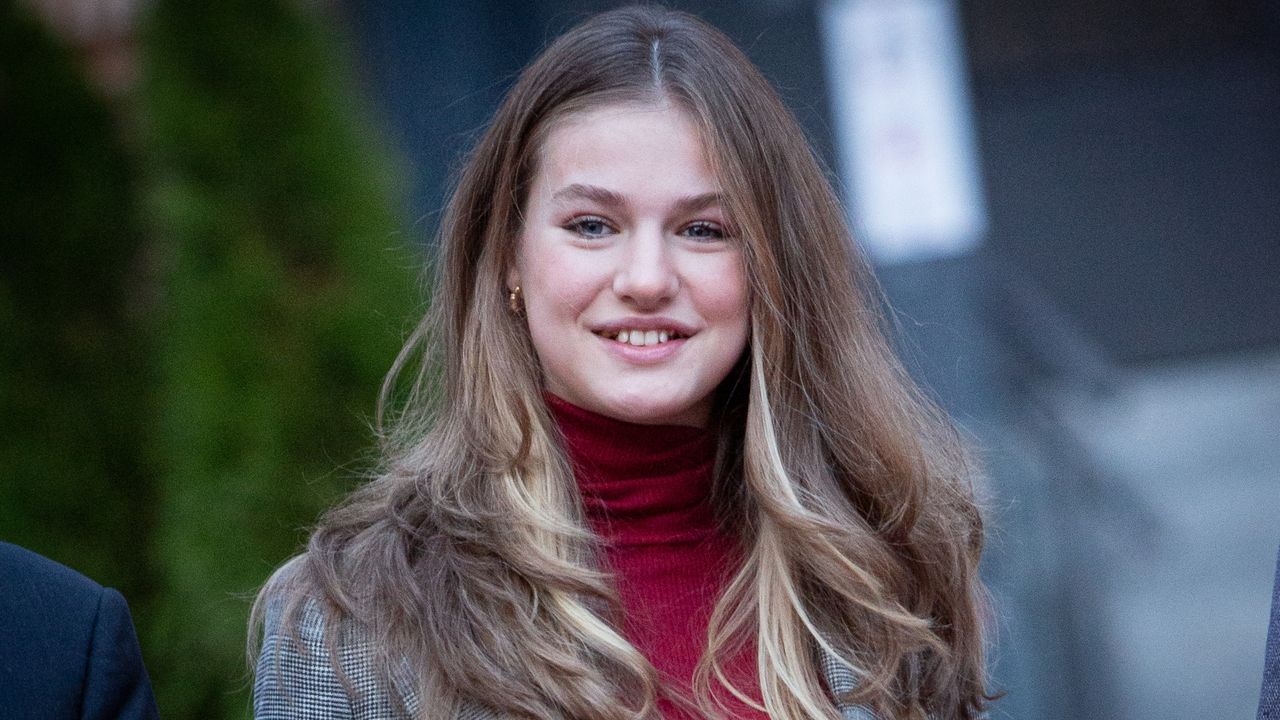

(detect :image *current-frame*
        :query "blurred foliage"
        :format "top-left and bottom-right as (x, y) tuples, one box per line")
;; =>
(138, 0), (418, 716)
(1, 0), (420, 718)
(0, 1), (155, 602)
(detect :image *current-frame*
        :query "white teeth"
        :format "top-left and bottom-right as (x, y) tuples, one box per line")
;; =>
(605, 328), (680, 347)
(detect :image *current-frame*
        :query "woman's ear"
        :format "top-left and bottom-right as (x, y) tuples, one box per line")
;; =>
(506, 266), (521, 292)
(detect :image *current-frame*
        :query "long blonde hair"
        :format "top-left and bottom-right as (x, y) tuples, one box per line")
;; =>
(252, 6), (990, 719)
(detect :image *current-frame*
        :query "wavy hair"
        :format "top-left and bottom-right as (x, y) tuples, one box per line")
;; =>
(252, 6), (990, 719)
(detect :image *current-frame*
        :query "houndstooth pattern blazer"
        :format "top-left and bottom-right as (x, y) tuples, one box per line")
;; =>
(253, 599), (878, 720)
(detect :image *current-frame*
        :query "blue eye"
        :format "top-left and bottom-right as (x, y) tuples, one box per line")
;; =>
(565, 216), (614, 238)
(681, 221), (725, 240)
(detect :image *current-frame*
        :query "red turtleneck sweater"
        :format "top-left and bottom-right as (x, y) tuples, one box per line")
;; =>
(547, 395), (767, 720)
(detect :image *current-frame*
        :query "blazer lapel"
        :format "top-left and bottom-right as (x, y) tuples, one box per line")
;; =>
(819, 646), (881, 720)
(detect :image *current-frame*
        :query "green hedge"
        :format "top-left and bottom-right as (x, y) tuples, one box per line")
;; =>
(139, 1), (418, 716)
(1, 1), (420, 718)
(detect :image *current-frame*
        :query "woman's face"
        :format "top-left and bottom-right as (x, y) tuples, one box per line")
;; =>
(510, 102), (750, 427)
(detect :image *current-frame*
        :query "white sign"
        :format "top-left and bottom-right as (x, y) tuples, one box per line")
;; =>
(821, 0), (986, 263)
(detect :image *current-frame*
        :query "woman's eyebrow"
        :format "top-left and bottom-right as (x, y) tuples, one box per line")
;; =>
(672, 191), (724, 216)
(552, 183), (627, 209)
(551, 183), (724, 215)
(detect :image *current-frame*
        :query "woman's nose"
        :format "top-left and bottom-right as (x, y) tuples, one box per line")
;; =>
(612, 227), (679, 307)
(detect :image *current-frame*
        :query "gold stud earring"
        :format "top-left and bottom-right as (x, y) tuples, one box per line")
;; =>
(508, 285), (525, 317)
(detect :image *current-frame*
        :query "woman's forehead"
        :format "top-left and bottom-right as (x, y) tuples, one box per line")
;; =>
(531, 102), (721, 197)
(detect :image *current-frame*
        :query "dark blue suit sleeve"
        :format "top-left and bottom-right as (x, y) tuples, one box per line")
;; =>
(80, 588), (158, 720)
(1260, 548), (1280, 719)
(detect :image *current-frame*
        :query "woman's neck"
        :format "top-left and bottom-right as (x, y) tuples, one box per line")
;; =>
(545, 392), (720, 545)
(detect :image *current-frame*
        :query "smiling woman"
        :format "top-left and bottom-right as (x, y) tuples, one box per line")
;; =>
(251, 6), (992, 720)
(513, 103), (749, 428)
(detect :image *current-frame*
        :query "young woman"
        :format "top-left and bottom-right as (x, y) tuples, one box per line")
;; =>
(252, 6), (990, 720)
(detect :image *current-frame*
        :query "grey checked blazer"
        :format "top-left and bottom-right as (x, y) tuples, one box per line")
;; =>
(254, 599), (878, 720)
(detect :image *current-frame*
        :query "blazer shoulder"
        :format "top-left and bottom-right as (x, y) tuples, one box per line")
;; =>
(254, 595), (419, 720)
(253, 594), (501, 720)
(82, 588), (160, 720)
(0, 541), (103, 602)
(0, 543), (158, 720)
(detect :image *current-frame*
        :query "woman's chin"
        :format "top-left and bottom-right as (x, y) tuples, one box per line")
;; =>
(598, 394), (709, 428)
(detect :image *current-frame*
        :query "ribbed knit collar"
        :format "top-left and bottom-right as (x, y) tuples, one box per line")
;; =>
(546, 394), (719, 547)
